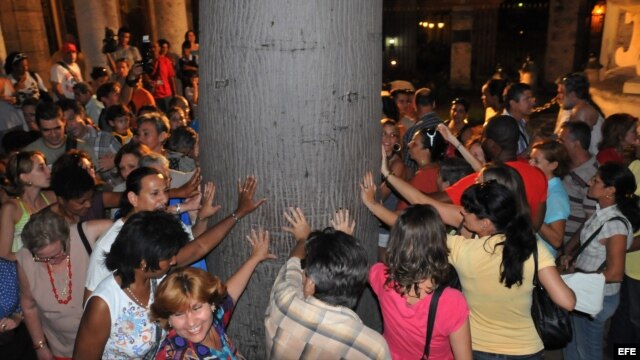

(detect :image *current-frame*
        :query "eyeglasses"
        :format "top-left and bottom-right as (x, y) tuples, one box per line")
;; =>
(33, 248), (67, 263)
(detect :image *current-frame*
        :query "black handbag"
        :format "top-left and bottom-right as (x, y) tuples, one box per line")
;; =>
(531, 246), (573, 350)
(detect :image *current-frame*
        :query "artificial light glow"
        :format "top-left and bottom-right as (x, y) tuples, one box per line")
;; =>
(517, 2), (523, 7)
(390, 60), (397, 66)
(437, 22), (445, 29)
(418, 22), (423, 26)
(389, 38), (396, 45)
(592, 4), (605, 15)
(428, 23), (435, 29)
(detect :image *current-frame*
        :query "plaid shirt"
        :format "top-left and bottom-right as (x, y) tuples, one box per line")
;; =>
(264, 258), (391, 360)
(83, 126), (122, 186)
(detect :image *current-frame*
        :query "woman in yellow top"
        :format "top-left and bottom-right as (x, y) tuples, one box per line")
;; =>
(0, 151), (56, 260)
(447, 182), (575, 358)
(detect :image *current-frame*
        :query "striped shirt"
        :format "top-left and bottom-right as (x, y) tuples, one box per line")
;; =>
(264, 258), (391, 360)
(562, 157), (599, 244)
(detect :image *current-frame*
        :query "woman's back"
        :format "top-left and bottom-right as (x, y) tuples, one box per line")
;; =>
(369, 263), (468, 359)
(447, 235), (555, 355)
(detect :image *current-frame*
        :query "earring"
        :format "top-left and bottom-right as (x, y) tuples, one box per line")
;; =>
(168, 321), (172, 328)
(27, 181), (32, 186)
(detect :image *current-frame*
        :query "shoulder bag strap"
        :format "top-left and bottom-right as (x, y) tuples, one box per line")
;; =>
(569, 222), (608, 266)
(567, 170), (590, 188)
(594, 216), (629, 271)
(57, 61), (80, 82)
(422, 285), (446, 359)
(76, 222), (92, 255)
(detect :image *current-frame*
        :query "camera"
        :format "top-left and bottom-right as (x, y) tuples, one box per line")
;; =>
(102, 27), (118, 54)
(139, 35), (155, 75)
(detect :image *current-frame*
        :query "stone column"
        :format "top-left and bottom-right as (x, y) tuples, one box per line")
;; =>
(544, 0), (584, 82)
(450, 6), (473, 89)
(0, 23), (7, 67)
(0, 0), (51, 85)
(154, 0), (189, 55)
(73, 0), (120, 74)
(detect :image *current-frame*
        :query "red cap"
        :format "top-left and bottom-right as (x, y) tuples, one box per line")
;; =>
(61, 42), (77, 53)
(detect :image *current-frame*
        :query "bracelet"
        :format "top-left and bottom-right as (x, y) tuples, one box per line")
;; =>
(231, 212), (240, 223)
(382, 171), (394, 183)
(33, 340), (47, 350)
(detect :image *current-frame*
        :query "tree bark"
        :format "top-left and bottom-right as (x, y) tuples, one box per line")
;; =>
(200, 1), (382, 357)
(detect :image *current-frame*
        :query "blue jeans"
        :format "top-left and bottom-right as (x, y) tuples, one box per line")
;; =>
(563, 293), (620, 360)
(472, 350), (543, 360)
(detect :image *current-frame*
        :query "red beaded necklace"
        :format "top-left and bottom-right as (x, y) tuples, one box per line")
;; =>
(46, 256), (72, 304)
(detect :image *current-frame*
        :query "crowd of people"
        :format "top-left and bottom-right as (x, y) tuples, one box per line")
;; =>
(0, 27), (639, 359)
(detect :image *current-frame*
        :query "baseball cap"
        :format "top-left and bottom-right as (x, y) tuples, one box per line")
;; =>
(61, 43), (77, 53)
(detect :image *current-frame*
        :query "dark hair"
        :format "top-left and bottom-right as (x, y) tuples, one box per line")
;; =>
(598, 162), (640, 232)
(117, 26), (131, 37)
(114, 142), (151, 177)
(451, 97), (470, 113)
(480, 163), (530, 218)
(531, 140), (570, 178)
(484, 78), (508, 107)
(119, 167), (163, 216)
(504, 83), (532, 111)
(561, 72), (590, 100)
(51, 149), (92, 174)
(35, 101), (62, 126)
(105, 104), (131, 123)
(136, 105), (160, 117)
(51, 163), (94, 200)
(2, 129), (40, 154)
(181, 40), (191, 50)
(414, 87), (436, 108)
(415, 127), (447, 162)
(304, 228), (368, 309)
(166, 126), (197, 154)
(599, 113), (638, 151)
(57, 98), (85, 117)
(184, 30), (198, 42)
(484, 115), (519, 153)
(461, 182), (536, 288)
(381, 95), (400, 122)
(73, 82), (92, 95)
(439, 157), (474, 186)
(4, 51), (27, 75)
(90, 67), (108, 81)
(96, 82), (119, 101)
(158, 39), (170, 47)
(105, 211), (188, 289)
(560, 121), (591, 151)
(385, 205), (450, 296)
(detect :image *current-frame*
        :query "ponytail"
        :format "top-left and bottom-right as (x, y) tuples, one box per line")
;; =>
(499, 214), (536, 288)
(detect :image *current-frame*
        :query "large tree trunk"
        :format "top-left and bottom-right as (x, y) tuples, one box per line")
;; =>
(200, 1), (382, 357)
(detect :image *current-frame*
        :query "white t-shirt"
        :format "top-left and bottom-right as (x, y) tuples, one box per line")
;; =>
(50, 62), (83, 99)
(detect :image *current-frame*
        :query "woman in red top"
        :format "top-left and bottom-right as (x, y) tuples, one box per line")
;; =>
(396, 127), (447, 211)
(596, 113), (638, 165)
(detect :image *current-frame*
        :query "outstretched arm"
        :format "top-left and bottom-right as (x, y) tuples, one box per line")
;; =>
(225, 228), (276, 302)
(437, 124), (482, 172)
(176, 176), (266, 266)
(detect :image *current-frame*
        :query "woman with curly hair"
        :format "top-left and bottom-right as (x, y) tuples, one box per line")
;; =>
(368, 204), (471, 359)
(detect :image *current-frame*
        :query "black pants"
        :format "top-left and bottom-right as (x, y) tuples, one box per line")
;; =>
(609, 275), (640, 343)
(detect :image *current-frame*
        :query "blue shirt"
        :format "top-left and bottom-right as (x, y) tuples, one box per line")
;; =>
(538, 177), (570, 257)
